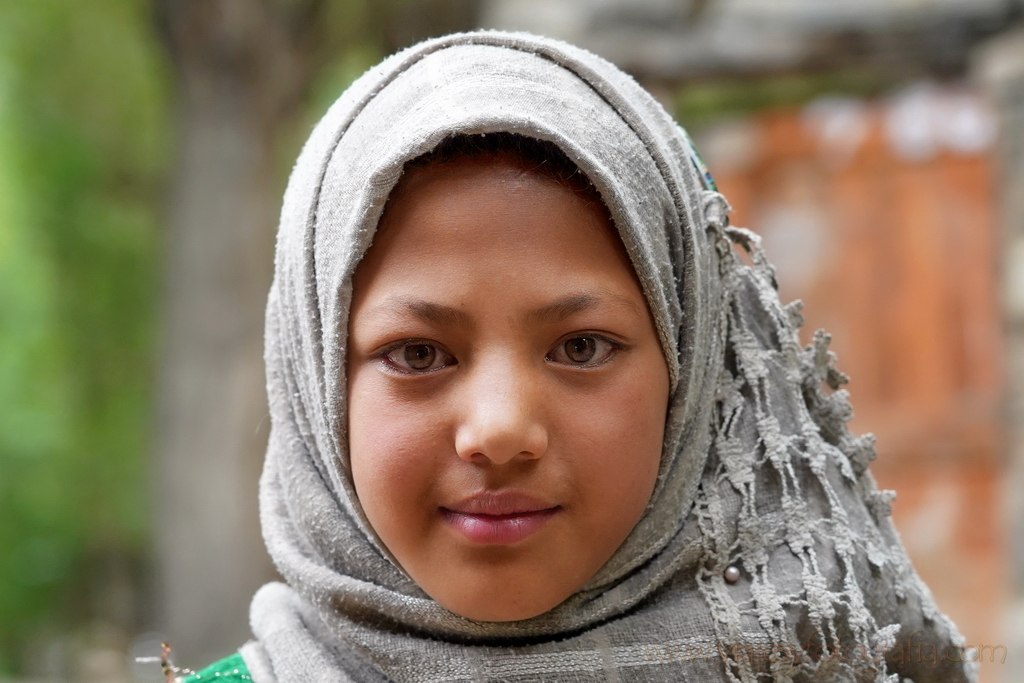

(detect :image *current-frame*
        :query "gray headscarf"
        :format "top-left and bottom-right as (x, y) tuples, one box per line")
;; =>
(243, 30), (976, 682)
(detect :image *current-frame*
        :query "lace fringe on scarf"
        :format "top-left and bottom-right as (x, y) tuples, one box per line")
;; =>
(692, 193), (972, 682)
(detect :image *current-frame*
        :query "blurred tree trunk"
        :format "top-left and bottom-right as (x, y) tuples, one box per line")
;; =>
(151, 0), (326, 663)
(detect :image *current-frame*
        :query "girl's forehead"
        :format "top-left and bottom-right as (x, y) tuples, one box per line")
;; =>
(350, 154), (644, 323)
(372, 152), (627, 268)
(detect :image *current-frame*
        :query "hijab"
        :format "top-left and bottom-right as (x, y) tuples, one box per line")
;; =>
(243, 30), (975, 682)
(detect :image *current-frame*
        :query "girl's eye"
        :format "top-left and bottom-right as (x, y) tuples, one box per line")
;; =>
(547, 335), (621, 367)
(381, 342), (456, 374)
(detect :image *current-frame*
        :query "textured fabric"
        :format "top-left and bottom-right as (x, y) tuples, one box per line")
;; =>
(245, 30), (976, 682)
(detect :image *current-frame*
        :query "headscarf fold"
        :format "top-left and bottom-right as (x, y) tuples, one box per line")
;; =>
(245, 30), (975, 682)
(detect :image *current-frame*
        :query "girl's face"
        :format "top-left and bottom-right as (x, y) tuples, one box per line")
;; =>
(347, 153), (669, 622)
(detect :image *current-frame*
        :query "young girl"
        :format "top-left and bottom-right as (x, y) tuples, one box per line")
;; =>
(184, 30), (975, 682)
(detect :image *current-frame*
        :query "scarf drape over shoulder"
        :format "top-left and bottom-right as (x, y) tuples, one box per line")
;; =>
(244, 30), (976, 682)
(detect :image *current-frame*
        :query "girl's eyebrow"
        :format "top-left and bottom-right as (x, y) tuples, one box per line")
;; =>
(373, 296), (473, 328)
(527, 291), (642, 323)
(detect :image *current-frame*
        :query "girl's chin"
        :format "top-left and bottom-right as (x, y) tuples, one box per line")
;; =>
(445, 602), (555, 623)
(433, 588), (568, 623)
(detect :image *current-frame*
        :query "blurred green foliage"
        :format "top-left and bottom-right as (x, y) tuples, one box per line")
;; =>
(0, 0), (169, 672)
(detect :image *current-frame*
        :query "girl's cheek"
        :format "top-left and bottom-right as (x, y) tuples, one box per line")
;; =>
(350, 382), (450, 482)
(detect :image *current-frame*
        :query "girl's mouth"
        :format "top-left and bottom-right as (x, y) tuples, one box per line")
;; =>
(440, 491), (561, 545)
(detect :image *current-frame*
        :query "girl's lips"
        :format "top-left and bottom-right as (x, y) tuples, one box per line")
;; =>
(441, 491), (560, 545)
(441, 508), (560, 545)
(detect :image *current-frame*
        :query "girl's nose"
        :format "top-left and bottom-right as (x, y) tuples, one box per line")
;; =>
(453, 362), (549, 466)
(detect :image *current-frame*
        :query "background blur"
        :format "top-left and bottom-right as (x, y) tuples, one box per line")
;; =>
(0, 1), (1020, 681)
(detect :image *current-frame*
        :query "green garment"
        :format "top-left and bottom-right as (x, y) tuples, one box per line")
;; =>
(182, 652), (251, 682)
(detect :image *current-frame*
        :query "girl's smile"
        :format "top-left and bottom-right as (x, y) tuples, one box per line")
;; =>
(346, 151), (669, 622)
(440, 490), (562, 545)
